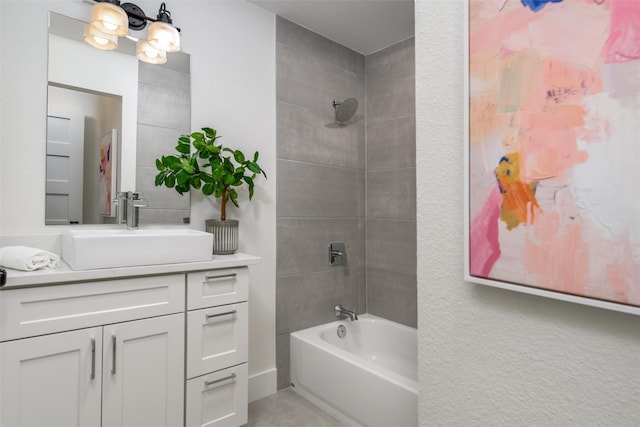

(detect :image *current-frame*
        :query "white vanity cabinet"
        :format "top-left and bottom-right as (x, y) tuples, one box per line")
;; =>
(0, 255), (258, 427)
(185, 267), (249, 427)
(0, 275), (185, 427)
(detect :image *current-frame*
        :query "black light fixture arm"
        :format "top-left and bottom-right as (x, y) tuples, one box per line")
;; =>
(93, 0), (181, 32)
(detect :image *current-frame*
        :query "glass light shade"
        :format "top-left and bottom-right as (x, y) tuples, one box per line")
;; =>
(90, 2), (128, 37)
(83, 24), (118, 51)
(136, 40), (167, 64)
(147, 21), (180, 53)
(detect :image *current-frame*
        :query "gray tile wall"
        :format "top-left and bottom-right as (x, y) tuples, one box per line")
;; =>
(136, 61), (191, 224)
(276, 17), (365, 390)
(276, 18), (416, 390)
(365, 38), (417, 328)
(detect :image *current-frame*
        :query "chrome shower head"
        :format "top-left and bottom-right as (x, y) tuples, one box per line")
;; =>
(332, 98), (358, 123)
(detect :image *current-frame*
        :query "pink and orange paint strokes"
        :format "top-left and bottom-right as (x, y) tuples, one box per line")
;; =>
(468, 0), (640, 307)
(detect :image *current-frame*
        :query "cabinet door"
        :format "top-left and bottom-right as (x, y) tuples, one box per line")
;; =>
(186, 302), (248, 379)
(186, 363), (248, 427)
(0, 327), (103, 427)
(102, 314), (185, 427)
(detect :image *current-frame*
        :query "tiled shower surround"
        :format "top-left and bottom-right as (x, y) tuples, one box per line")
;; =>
(276, 17), (416, 389)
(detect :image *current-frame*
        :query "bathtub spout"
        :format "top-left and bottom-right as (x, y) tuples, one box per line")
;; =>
(334, 304), (358, 321)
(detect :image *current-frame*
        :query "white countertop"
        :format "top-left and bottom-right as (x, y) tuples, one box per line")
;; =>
(2, 253), (261, 288)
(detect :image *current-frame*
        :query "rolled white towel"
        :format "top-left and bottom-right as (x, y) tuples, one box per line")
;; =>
(0, 246), (60, 271)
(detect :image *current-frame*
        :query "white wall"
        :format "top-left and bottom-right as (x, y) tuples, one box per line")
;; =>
(416, 1), (640, 426)
(0, 0), (276, 399)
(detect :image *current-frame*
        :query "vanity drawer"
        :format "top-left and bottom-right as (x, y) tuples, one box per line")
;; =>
(187, 267), (248, 310)
(185, 363), (248, 427)
(0, 274), (185, 341)
(186, 302), (248, 379)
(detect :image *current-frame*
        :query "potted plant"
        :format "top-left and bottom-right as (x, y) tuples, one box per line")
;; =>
(154, 127), (266, 254)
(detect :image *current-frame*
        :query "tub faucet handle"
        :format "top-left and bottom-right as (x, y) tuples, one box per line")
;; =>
(329, 242), (346, 266)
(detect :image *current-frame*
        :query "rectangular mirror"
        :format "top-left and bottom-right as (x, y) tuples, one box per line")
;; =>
(46, 12), (191, 225)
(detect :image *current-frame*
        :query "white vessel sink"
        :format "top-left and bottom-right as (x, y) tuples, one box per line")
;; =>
(61, 229), (213, 270)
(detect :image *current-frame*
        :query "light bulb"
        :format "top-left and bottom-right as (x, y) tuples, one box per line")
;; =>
(147, 21), (180, 53)
(84, 24), (118, 50)
(94, 36), (109, 46)
(103, 21), (118, 31)
(90, 2), (128, 37)
(136, 39), (167, 64)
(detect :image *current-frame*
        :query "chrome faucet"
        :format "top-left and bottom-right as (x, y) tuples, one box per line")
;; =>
(115, 191), (148, 229)
(334, 304), (358, 321)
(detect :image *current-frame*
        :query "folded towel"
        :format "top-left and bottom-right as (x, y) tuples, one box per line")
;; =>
(0, 246), (60, 271)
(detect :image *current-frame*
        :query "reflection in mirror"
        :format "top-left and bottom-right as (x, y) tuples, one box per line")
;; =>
(46, 12), (191, 225)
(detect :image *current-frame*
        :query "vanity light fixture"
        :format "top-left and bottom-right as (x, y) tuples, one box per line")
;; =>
(136, 39), (167, 64)
(146, 3), (180, 53)
(85, 0), (181, 62)
(83, 23), (119, 50)
(89, 0), (129, 37)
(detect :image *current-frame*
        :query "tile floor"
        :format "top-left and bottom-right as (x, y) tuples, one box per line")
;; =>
(244, 389), (346, 427)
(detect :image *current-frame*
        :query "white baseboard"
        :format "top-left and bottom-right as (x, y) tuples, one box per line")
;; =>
(248, 367), (277, 403)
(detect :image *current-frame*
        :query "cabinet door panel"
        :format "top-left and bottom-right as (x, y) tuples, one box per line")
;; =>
(102, 314), (184, 427)
(0, 327), (102, 427)
(187, 302), (248, 379)
(186, 364), (248, 427)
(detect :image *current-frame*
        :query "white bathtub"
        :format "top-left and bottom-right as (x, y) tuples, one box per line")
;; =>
(290, 314), (418, 427)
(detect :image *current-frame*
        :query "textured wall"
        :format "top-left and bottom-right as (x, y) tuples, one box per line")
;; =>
(275, 17), (366, 390)
(416, 1), (640, 426)
(365, 38), (417, 327)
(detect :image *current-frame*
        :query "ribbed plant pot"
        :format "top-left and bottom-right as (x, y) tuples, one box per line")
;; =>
(205, 219), (239, 255)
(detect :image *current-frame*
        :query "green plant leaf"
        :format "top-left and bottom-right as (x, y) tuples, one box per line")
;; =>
(233, 150), (245, 164)
(175, 142), (190, 154)
(155, 159), (164, 170)
(253, 151), (259, 162)
(191, 132), (205, 140)
(228, 188), (239, 205)
(247, 161), (261, 174)
(163, 155), (182, 170)
(203, 183), (215, 195)
(165, 174), (176, 188)
(202, 127), (216, 139)
(191, 176), (202, 189)
(178, 136), (190, 144)
(154, 172), (165, 186)
(176, 170), (190, 186)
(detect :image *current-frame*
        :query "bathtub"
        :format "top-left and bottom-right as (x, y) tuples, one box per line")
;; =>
(290, 314), (418, 427)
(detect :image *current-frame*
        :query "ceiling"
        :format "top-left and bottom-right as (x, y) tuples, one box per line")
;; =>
(248, 0), (415, 56)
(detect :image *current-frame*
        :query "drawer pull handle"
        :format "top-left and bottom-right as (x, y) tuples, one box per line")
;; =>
(111, 335), (117, 375)
(90, 338), (96, 380)
(204, 272), (237, 282)
(206, 309), (237, 320)
(204, 373), (236, 388)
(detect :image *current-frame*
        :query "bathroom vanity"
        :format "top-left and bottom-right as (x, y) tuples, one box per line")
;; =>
(0, 253), (259, 427)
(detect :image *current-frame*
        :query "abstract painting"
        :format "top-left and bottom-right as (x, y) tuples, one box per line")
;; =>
(99, 129), (117, 217)
(466, 0), (640, 313)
